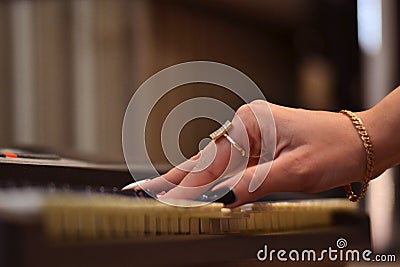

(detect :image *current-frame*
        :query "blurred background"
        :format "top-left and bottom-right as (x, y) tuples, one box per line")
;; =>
(0, 0), (399, 255)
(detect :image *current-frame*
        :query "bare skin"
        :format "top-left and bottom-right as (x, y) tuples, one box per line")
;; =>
(127, 86), (400, 208)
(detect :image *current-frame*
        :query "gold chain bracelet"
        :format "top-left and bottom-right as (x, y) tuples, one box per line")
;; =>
(339, 110), (375, 202)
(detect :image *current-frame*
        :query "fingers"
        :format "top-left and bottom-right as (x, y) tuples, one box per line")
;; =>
(207, 157), (265, 193)
(123, 153), (200, 193)
(123, 105), (260, 201)
(158, 115), (251, 201)
(123, 127), (246, 197)
(123, 123), (249, 200)
(159, 137), (234, 200)
(223, 154), (305, 208)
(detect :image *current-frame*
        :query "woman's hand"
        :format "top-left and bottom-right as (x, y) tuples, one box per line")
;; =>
(124, 99), (374, 207)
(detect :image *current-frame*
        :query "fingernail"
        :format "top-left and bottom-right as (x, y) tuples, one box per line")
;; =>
(121, 179), (150, 191)
(216, 190), (236, 205)
(156, 191), (166, 198)
(199, 187), (236, 205)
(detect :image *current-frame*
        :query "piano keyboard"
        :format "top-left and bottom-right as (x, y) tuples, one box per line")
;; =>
(0, 188), (358, 241)
(0, 159), (371, 267)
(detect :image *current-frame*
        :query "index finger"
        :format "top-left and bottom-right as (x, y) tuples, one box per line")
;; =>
(123, 152), (201, 193)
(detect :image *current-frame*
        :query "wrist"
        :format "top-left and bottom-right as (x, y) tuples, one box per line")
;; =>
(357, 108), (399, 177)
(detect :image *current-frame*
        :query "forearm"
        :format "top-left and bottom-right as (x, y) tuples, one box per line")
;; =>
(359, 86), (400, 176)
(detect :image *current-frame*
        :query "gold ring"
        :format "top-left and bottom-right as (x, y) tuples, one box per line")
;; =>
(209, 120), (246, 157)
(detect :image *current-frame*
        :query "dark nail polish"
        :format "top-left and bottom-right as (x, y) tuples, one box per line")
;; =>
(199, 187), (236, 205)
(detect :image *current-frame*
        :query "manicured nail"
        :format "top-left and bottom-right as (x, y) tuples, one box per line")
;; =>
(199, 187), (236, 205)
(121, 179), (150, 191)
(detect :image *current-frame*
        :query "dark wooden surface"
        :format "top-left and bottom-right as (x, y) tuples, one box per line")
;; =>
(0, 158), (133, 190)
(0, 212), (370, 267)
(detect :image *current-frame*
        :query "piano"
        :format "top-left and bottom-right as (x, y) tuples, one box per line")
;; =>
(0, 156), (370, 267)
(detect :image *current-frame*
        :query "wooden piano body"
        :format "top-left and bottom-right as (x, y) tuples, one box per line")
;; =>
(0, 158), (370, 267)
